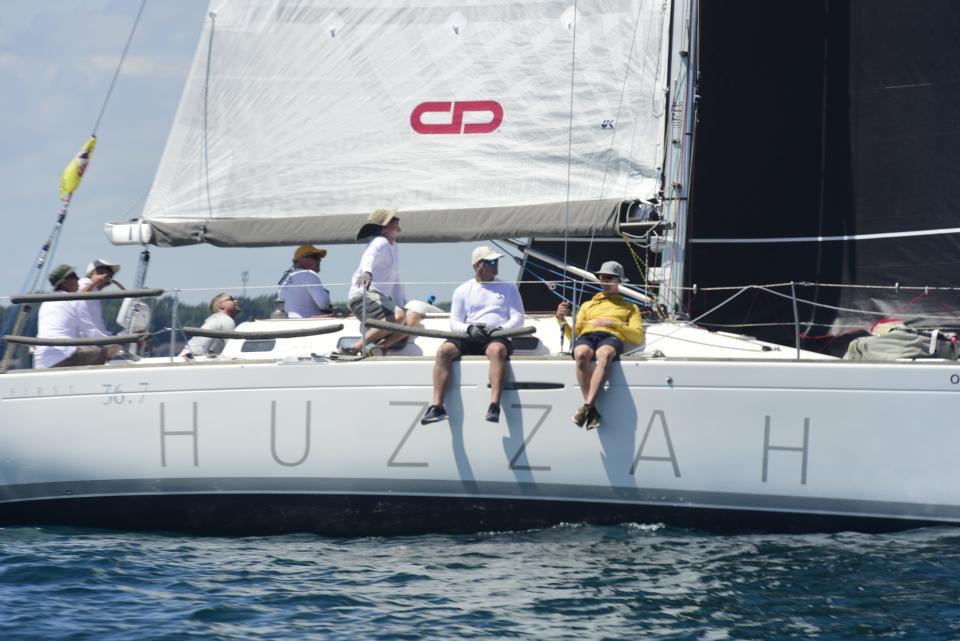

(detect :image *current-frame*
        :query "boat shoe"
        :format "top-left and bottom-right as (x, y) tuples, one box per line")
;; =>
(572, 404), (591, 427)
(585, 407), (602, 431)
(485, 403), (501, 423)
(421, 404), (448, 424)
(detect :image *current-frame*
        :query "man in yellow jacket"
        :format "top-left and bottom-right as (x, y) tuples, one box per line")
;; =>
(556, 261), (644, 430)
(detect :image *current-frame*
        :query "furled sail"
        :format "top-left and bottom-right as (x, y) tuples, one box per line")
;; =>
(137, 0), (670, 247)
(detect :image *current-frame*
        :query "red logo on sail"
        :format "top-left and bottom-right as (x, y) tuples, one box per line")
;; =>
(410, 101), (503, 134)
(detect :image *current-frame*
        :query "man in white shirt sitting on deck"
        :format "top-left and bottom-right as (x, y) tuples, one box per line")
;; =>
(422, 246), (525, 425)
(34, 264), (118, 368)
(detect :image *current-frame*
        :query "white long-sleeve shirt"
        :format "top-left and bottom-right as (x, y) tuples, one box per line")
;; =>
(348, 236), (405, 306)
(34, 300), (82, 368)
(449, 277), (524, 333)
(76, 277), (110, 337)
(278, 269), (331, 318)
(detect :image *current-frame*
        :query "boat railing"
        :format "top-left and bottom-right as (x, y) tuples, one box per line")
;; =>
(1, 287), (165, 373)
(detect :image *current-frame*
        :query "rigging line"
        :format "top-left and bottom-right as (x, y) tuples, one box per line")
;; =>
(596, 0), (648, 201)
(631, 286), (751, 353)
(806, 0), (833, 333)
(92, 0), (148, 135)
(754, 286), (960, 321)
(202, 11), (217, 220)
(689, 226), (960, 243)
(563, 0), (580, 346)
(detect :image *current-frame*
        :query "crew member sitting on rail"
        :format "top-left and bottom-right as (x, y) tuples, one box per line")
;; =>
(556, 261), (644, 430)
(277, 244), (332, 318)
(180, 293), (241, 360)
(347, 208), (419, 356)
(422, 246), (525, 425)
(34, 264), (119, 368)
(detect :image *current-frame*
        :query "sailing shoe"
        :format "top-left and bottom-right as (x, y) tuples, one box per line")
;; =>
(585, 407), (602, 431)
(572, 404), (591, 427)
(485, 403), (501, 423)
(421, 404), (448, 425)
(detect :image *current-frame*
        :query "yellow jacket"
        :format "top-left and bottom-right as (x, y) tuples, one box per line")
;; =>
(560, 292), (644, 345)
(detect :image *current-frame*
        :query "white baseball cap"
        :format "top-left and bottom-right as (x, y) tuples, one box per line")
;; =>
(471, 245), (504, 265)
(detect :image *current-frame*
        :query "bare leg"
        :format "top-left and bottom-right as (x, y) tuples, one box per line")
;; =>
(432, 341), (461, 406)
(485, 341), (509, 406)
(379, 308), (412, 349)
(573, 345), (596, 401)
(584, 345), (617, 406)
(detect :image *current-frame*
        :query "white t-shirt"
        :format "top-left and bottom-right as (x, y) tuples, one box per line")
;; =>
(348, 236), (405, 306)
(180, 311), (236, 358)
(278, 269), (331, 318)
(449, 277), (525, 333)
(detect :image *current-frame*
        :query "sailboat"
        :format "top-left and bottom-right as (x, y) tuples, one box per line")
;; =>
(2, 0), (960, 535)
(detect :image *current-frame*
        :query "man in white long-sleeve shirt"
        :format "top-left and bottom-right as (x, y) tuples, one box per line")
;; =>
(347, 208), (419, 355)
(422, 246), (525, 424)
(35, 264), (118, 368)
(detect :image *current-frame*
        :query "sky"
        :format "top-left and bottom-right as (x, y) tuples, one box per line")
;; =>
(0, 0), (517, 306)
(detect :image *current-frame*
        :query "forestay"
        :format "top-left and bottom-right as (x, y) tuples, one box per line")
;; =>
(138, 0), (670, 247)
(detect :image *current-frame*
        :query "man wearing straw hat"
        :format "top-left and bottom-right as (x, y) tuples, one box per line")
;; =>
(347, 208), (419, 356)
(421, 245), (524, 425)
(556, 261), (644, 430)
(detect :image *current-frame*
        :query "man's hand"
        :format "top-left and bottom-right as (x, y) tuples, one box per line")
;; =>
(466, 324), (489, 341)
(355, 271), (372, 290)
(556, 302), (570, 322)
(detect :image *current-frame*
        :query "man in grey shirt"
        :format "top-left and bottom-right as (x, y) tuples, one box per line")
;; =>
(180, 293), (241, 359)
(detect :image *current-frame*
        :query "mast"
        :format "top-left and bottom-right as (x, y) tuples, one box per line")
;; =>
(657, 0), (699, 317)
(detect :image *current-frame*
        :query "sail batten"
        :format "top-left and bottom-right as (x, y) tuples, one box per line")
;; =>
(137, 0), (669, 247)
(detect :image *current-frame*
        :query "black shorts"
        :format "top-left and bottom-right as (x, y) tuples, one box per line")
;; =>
(445, 337), (513, 358)
(573, 331), (624, 357)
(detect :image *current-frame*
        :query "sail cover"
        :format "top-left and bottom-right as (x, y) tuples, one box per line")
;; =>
(138, 0), (669, 247)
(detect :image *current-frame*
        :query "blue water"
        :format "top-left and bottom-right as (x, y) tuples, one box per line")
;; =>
(2, 523), (959, 640)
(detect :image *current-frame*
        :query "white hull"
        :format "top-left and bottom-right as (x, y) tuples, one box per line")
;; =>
(2, 318), (958, 534)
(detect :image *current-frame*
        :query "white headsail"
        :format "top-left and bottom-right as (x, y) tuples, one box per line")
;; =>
(138, 0), (670, 246)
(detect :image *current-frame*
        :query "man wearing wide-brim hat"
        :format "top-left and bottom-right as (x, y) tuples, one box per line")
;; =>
(34, 264), (119, 369)
(77, 257), (121, 337)
(555, 260), (644, 430)
(277, 244), (332, 318)
(346, 208), (419, 356)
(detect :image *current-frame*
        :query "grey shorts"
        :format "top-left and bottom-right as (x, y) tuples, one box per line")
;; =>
(348, 291), (397, 321)
(53, 346), (110, 367)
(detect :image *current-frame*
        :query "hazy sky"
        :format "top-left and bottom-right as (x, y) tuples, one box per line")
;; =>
(0, 0), (518, 306)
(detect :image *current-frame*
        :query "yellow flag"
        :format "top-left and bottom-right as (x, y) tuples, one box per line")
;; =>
(59, 136), (97, 201)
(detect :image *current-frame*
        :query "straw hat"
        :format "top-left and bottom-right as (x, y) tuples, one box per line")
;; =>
(357, 207), (397, 240)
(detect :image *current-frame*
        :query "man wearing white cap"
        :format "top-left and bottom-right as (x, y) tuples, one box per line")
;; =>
(556, 260), (644, 430)
(76, 258), (121, 338)
(277, 244), (332, 318)
(422, 246), (524, 424)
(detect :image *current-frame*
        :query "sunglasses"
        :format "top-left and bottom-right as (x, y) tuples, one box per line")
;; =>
(478, 259), (499, 266)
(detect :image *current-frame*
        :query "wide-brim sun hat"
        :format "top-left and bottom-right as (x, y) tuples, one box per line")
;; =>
(85, 258), (121, 277)
(471, 245), (504, 265)
(293, 244), (328, 261)
(595, 260), (628, 282)
(357, 207), (397, 240)
(49, 264), (78, 289)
